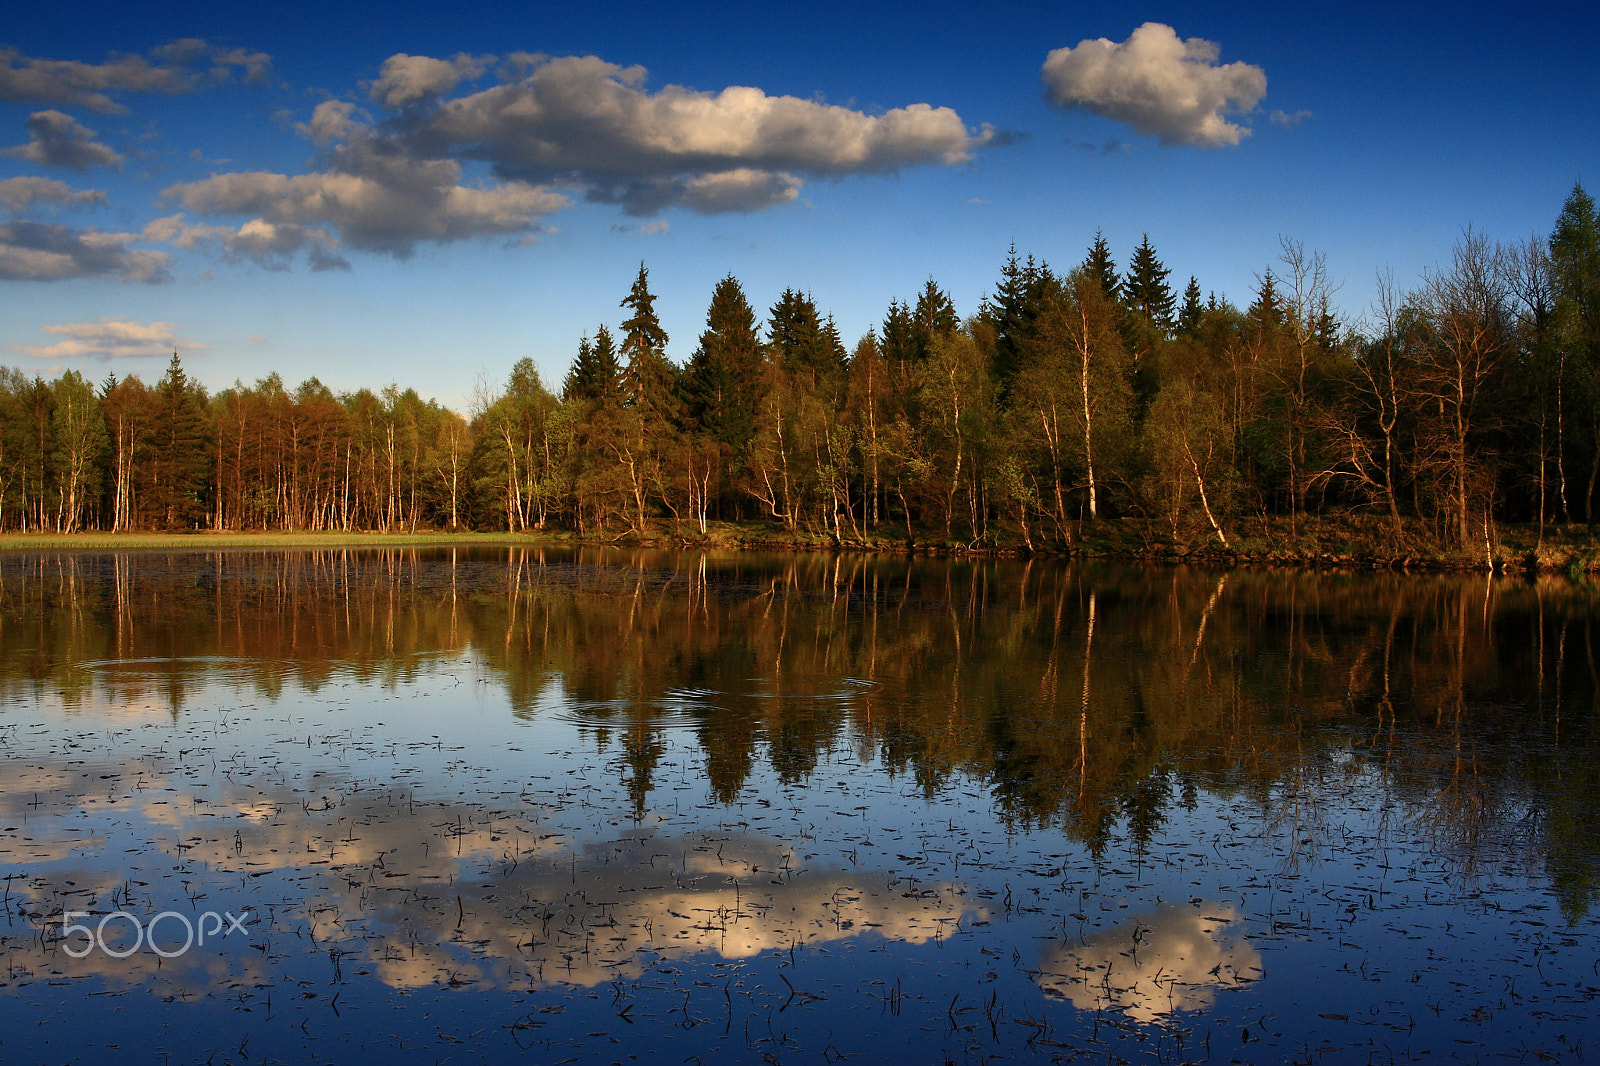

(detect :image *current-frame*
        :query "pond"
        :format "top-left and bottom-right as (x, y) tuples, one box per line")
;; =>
(0, 547), (1597, 1064)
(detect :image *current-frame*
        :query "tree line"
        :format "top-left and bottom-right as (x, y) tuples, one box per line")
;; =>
(4, 183), (1599, 549)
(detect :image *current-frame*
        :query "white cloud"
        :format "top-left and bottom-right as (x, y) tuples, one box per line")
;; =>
(0, 42), (273, 113)
(145, 50), (992, 269)
(370, 53), (489, 108)
(0, 176), (106, 212)
(1041, 23), (1266, 147)
(143, 213), (349, 271)
(162, 102), (569, 260)
(2, 110), (123, 170)
(401, 54), (990, 213)
(9, 318), (198, 360)
(0, 221), (169, 281)
(1270, 108), (1313, 127)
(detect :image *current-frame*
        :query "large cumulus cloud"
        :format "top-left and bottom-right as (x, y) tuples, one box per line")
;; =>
(159, 53), (995, 262)
(401, 54), (992, 215)
(1041, 23), (1266, 147)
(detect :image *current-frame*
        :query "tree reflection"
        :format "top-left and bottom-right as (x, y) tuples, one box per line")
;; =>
(1, 547), (1596, 916)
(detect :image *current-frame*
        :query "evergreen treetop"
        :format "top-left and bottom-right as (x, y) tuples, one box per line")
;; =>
(1124, 234), (1176, 334)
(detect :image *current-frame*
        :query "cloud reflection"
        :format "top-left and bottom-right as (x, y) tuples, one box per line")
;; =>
(1035, 904), (1260, 1023)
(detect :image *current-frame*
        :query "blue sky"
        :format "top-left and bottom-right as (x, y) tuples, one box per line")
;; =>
(4, 1), (1597, 410)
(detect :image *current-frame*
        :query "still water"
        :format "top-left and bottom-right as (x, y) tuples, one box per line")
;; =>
(0, 547), (1597, 1064)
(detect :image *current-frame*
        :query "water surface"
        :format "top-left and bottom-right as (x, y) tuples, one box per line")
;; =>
(1, 548), (1597, 1063)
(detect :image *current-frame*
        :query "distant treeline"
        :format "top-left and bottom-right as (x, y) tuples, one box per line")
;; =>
(5, 184), (1600, 548)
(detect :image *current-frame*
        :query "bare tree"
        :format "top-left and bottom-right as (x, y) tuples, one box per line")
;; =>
(1408, 229), (1512, 547)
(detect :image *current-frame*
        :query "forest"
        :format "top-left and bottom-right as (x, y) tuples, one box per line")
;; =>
(3, 184), (1599, 557)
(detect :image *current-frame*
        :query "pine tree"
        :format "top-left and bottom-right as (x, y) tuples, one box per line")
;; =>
(150, 352), (210, 529)
(614, 263), (679, 531)
(564, 329), (624, 403)
(768, 289), (842, 387)
(982, 251), (1054, 394)
(681, 274), (763, 455)
(563, 335), (595, 401)
(1178, 276), (1205, 337)
(910, 278), (960, 360)
(1551, 182), (1600, 329)
(1084, 231), (1122, 303)
(619, 263), (675, 420)
(1124, 234), (1176, 335)
(1250, 269), (1286, 334)
(591, 326), (622, 401)
(1550, 182), (1600, 521)
(880, 299), (917, 372)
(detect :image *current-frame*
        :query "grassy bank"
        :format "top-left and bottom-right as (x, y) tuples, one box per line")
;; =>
(0, 529), (571, 551)
(4, 517), (1600, 573)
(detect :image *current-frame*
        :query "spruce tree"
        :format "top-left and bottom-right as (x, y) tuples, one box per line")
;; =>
(982, 251), (1053, 394)
(1084, 231), (1122, 303)
(591, 326), (622, 401)
(681, 274), (763, 455)
(880, 299), (917, 372)
(1124, 234), (1176, 335)
(563, 328), (623, 403)
(1179, 276), (1205, 337)
(619, 263), (675, 420)
(1550, 182), (1600, 522)
(768, 289), (842, 387)
(910, 278), (960, 360)
(151, 351), (210, 529)
(563, 335), (594, 401)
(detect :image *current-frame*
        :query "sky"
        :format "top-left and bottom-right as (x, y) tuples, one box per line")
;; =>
(3, 1), (1597, 412)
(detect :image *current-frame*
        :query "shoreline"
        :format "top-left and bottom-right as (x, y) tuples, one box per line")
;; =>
(2, 517), (1598, 573)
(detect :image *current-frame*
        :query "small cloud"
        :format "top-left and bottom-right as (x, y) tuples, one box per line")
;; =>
(976, 125), (1028, 148)
(967, 197), (989, 205)
(0, 41), (273, 113)
(1041, 22), (1266, 147)
(1065, 138), (1130, 155)
(2, 110), (123, 170)
(639, 219), (669, 236)
(370, 52), (491, 108)
(144, 212), (350, 271)
(9, 317), (200, 360)
(244, 335), (266, 346)
(208, 47), (272, 85)
(0, 176), (106, 211)
(1269, 108), (1312, 127)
